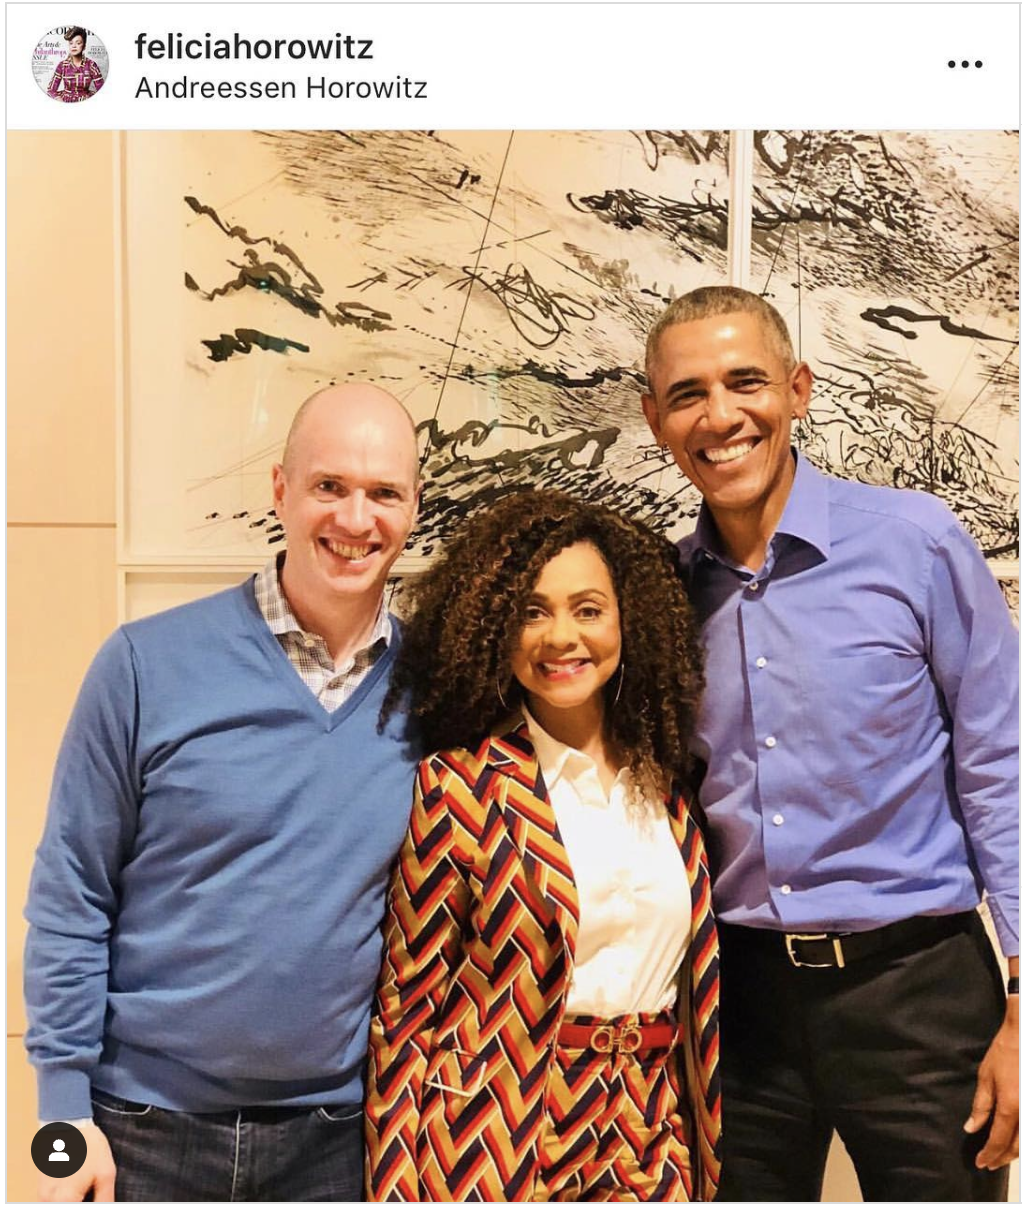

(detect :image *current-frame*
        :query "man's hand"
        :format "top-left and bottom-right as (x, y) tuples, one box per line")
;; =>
(37, 1124), (116, 1203)
(965, 993), (1019, 1171)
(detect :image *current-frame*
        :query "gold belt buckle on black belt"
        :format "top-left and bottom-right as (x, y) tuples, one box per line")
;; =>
(784, 932), (846, 969)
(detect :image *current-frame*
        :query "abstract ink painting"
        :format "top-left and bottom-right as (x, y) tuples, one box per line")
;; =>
(124, 129), (1017, 573)
(749, 130), (1018, 562)
(127, 130), (729, 560)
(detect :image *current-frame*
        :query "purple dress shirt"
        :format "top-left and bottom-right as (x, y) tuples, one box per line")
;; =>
(678, 451), (1019, 956)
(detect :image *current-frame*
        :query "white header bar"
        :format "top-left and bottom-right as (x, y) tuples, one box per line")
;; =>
(8, 3), (1020, 130)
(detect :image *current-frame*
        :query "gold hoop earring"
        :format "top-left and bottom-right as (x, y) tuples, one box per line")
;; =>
(613, 661), (625, 706)
(496, 674), (509, 711)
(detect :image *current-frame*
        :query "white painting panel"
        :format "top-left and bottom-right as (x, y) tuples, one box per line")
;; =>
(123, 130), (730, 561)
(749, 130), (1019, 560)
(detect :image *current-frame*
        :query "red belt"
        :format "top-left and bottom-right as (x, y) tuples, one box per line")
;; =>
(557, 1018), (680, 1054)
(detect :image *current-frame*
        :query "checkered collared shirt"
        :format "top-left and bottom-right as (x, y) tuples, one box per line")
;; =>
(253, 554), (392, 714)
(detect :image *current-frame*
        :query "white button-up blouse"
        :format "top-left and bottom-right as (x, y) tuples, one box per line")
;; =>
(524, 710), (692, 1017)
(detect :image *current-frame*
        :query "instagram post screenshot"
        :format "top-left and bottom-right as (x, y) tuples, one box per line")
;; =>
(6, 3), (1020, 1201)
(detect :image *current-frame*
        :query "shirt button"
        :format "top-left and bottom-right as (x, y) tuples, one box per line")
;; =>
(755, 656), (768, 669)
(765, 735), (777, 749)
(303, 637), (316, 649)
(772, 813), (784, 826)
(780, 884), (792, 895)
(747, 581), (760, 592)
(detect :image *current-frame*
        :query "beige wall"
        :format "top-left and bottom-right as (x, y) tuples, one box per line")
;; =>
(5, 130), (1011, 1205)
(7, 130), (119, 1202)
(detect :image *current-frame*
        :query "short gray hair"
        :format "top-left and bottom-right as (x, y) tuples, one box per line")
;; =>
(645, 286), (796, 387)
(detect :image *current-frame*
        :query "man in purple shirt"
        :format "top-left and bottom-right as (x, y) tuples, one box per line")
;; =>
(641, 285), (1018, 1201)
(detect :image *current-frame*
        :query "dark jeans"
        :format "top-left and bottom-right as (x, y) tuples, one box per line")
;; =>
(92, 1091), (364, 1202)
(716, 912), (1011, 1202)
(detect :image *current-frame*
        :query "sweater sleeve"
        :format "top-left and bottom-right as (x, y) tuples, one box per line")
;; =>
(365, 757), (471, 1201)
(24, 630), (143, 1120)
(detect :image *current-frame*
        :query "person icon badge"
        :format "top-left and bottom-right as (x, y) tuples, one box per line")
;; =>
(30, 1123), (88, 1178)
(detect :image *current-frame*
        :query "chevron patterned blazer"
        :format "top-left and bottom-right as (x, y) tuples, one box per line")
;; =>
(366, 718), (721, 1202)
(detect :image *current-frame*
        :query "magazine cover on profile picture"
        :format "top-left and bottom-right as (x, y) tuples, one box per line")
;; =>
(32, 25), (109, 103)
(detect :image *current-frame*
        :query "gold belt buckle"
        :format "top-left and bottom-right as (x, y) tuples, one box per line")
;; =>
(590, 1023), (642, 1053)
(784, 932), (846, 969)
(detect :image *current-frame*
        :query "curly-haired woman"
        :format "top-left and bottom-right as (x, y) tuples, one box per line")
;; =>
(47, 27), (104, 102)
(366, 490), (721, 1202)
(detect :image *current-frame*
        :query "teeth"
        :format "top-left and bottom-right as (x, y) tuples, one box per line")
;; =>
(541, 660), (587, 673)
(704, 441), (755, 464)
(326, 540), (373, 560)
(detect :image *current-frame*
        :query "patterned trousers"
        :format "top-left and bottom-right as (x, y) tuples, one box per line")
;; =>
(532, 1011), (694, 1202)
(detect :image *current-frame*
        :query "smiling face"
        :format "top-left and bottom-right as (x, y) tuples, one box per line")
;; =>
(272, 387), (419, 625)
(643, 310), (812, 539)
(510, 542), (622, 733)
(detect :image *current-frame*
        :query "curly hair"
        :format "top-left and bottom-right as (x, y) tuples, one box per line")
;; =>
(64, 26), (88, 46)
(382, 489), (704, 800)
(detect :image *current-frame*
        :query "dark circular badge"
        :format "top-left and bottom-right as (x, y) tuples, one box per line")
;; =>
(31, 1122), (88, 1178)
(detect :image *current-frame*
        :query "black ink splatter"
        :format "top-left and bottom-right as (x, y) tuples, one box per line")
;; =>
(449, 263), (596, 349)
(201, 329), (310, 363)
(861, 305), (1017, 343)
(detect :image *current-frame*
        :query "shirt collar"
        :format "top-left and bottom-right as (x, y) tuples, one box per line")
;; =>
(774, 451), (831, 557)
(522, 707), (588, 791)
(253, 553), (392, 648)
(690, 501), (725, 559)
(688, 449), (831, 563)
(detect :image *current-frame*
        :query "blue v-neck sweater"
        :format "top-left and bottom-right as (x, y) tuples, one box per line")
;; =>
(25, 582), (421, 1121)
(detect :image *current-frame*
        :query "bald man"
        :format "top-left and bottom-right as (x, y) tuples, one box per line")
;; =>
(25, 386), (423, 1202)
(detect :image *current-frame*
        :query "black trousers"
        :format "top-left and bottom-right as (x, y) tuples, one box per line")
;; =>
(717, 912), (1010, 1202)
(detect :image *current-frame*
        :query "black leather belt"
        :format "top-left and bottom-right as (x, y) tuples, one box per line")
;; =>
(234, 1105), (329, 1122)
(720, 912), (973, 970)
(102, 1098), (346, 1123)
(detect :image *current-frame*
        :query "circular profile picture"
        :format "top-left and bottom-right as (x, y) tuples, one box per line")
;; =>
(32, 26), (109, 103)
